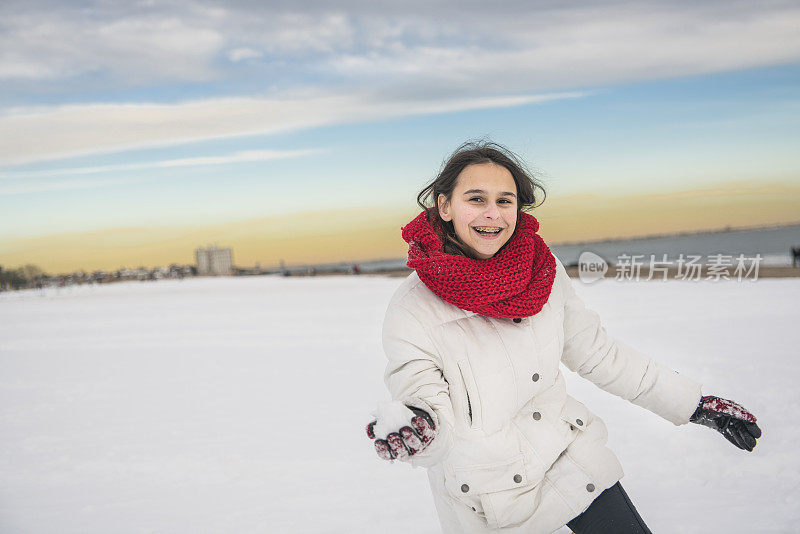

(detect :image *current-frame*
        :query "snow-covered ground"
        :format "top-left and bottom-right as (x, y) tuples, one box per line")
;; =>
(1, 275), (798, 533)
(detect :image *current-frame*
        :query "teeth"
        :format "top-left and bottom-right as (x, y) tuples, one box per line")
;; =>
(474, 226), (502, 233)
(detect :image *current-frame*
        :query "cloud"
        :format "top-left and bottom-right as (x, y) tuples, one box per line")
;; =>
(0, 4), (359, 84)
(2, 1), (799, 165)
(0, 176), (145, 195)
(239, 12), (356, 56)
(325, 3), (800, 94)
(228, 47), (263, 62)
(0, 90), (586, 165)
(0, 6), (225, 82)
(2, 1), (799, 91)
(157, 148), (321, 167)
(0, 148), (322, 182)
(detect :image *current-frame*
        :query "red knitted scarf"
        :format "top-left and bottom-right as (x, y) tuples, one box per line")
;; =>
(401, 210), (556, 318)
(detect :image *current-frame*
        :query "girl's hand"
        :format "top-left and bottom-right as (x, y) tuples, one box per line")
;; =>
(366, 406), (436, 461)
(690, 395), (762, 452)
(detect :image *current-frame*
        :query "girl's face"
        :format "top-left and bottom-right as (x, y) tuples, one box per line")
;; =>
(437, 162), (518, 260)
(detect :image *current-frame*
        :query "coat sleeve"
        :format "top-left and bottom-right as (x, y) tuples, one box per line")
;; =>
(555, 258), (703, 426)
(382, 300), (455, 468)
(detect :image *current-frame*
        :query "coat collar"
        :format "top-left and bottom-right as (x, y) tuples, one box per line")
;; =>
(407, 272), (483, 325)
(433, 304), (480, 325)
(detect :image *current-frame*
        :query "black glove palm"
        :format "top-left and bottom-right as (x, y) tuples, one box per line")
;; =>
(690, 395), (761, 452)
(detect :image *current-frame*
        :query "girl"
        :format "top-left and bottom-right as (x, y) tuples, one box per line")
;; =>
(366, 141), (761, 533)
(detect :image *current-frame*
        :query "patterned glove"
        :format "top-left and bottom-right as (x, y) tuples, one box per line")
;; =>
(689, 395), (762, 452)
(366, 407), (436, 462)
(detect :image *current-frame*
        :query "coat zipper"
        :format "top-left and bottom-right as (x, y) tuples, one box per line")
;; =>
(457, 361), (474, 427)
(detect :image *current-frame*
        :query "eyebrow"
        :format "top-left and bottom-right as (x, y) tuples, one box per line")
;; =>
(462, 189), (517, 198)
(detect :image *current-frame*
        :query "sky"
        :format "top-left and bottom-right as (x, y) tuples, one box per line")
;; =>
(1, 0), (799, 272)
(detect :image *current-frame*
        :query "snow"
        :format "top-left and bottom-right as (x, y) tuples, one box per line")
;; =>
(370, 401), (416, 441)
(1, 275), (798, 533)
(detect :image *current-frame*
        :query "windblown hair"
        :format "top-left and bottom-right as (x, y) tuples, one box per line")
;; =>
(416, 140), (546, 258)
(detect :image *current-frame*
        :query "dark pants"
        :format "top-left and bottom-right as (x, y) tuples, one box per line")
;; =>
(566, 482), (653, 533)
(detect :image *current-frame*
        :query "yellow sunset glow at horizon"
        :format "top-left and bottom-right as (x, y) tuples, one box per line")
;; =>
(2, 180), (799, 274)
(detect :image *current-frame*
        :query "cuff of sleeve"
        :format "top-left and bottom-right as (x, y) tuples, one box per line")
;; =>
(653, 365), (704, 426)
(402, 396), (453, 468)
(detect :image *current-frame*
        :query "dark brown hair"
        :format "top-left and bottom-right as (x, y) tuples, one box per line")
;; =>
(416, 140), (546, 258)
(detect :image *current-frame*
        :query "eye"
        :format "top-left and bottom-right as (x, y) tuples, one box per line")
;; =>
(469, 197), (484, 202)
(498, 199), (512, 204)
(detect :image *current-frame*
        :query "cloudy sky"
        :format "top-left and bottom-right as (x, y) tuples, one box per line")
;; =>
(1, 0), (799, 270)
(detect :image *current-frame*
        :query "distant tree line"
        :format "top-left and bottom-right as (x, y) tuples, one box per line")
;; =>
(0, 264), (46, 290)
(0, 264), (198, 292)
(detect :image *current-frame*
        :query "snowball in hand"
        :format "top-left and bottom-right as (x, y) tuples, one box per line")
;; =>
(370, 401), (416, 440)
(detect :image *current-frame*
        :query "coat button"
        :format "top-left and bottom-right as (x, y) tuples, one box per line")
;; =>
(570, 425), (575, 431)
(472, 507), (476, 511)
(576, 419), (584, 426)
(531, 373), (540, 382)
(514, 474), (522, 483)
(586, 483), (595, 492)
(513, 318), (522, 323)
(532, 411), (541, 420)
(461, 484), (469, 493)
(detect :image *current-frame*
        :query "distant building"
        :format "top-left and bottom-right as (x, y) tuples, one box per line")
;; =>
(195, 245), (234, 275)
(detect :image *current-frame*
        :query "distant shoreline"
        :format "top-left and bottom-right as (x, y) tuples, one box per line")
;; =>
(549, 220), (800, 248)
(372, 265), (800, 279)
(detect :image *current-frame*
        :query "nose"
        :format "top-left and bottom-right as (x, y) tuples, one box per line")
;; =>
(484, 202), (500, 219)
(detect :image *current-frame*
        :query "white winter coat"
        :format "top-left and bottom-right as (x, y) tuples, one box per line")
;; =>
(381, 256), (703, 533)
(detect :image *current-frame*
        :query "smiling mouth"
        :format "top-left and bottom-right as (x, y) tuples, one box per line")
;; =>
(472, 226), (504, 237)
